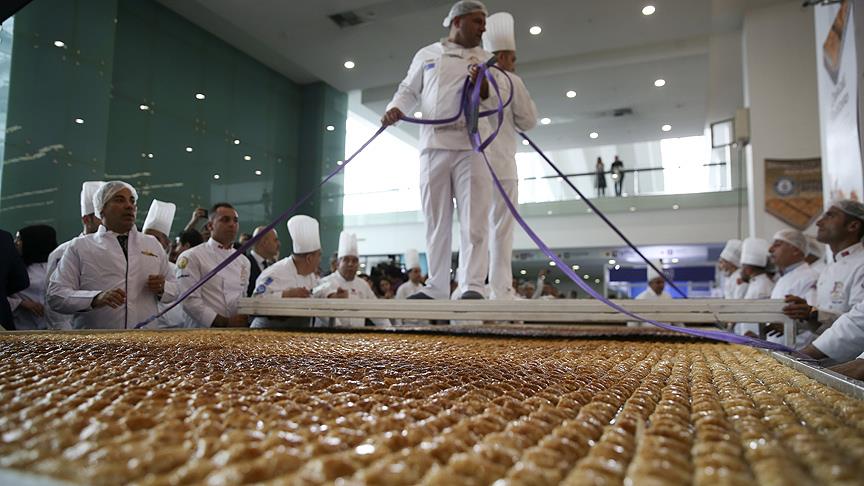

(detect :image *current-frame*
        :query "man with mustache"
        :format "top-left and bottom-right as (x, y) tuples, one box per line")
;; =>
(47, 181), (178, 329)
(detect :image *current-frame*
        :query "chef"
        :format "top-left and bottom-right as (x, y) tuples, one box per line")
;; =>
(718, 239), (747, 300)
(142, 199), (186, 329)
(395, 249), (425, 300)
(313, 231), (383, 327)
(482, 11), (539, 301)
(47, 181), (178, 329)
(251, 215), (322, 329)
(765, 229), (818, 345)
(735, 237), (774, 336)
(381, 0), (494, 301)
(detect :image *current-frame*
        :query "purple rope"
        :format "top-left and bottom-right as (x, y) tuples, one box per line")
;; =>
(518, 132), (686, 297)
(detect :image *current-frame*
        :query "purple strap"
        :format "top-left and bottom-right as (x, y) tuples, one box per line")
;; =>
(518, 132), (687, 297)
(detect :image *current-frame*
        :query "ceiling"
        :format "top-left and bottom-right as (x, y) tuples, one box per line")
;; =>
(157, 0), (790, 151)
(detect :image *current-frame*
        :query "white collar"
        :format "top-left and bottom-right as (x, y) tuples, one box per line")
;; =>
(779, 261), (804, 276)
(834, 242), (864, 262)
(207, 237), (234, 251)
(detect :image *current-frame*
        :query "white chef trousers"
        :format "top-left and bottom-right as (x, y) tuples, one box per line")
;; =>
(419, 148), (491, 299)
(488, 178), (518, 300)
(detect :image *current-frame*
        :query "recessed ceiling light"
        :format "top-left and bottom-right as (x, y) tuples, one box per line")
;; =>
(414, 111), (423, 118)
(521, 140), (530, 146)
(608, 259), (616, 265)
(529, 25), (542, 35)
(583, 274), (590, 280)
(566, 90), (576, 98)
(53, 40), (65, 48)
(540, 117), (551, 125)
(213, 174), (220, 180)
(520, 269), (527, 275)
(233, 139), (240, 145)
(671, 258), (679, 263)
(654, 78), (666, 87)
(74, 118), (84, 124)
(614, 264), (621, 270)
(589, 132), (599, 139)
(344, 60), (355, 69)
(594, 278), (601, 284)
(325, 125), (335, 132)
(336, 160), (344, 166)
(254, 170), (262, 176)
(549, 261), (556, 267)
(662, 124), (672, 132)
(629, 206), (636, 212)
(642, 5), (656, 16)
(185, 147), (193, 152)
(195, 93), (205, 100)
(244, 155), (252, 161)
(554, 279), (561, 284)
(139, 104), (150, 111)
(572, 265), (580, 270)
(672, 204), (680, 210)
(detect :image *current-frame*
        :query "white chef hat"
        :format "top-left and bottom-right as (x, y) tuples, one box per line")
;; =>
(806, 235), (825, 258)
(80, 181), (104, 217)
(443, 0), (488, 27)
(483, 12), (515, 52)
(92, 181), (138, 220)
(142, 199), (176, 237)
(646, 261), (665, 282)
(719, 239), (742, 266)
(832, 199), (864, 222)
(287, 215), (320, 254)
(337, 231), (358, 258)
(772, 228), (807, 253)
(741, 237), (770, 267)
(404, 249), (421, 270)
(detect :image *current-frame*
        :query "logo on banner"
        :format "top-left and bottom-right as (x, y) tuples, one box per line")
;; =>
(764, 158), (823, 230)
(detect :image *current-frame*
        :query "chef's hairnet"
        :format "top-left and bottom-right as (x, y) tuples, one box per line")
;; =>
(92, 180), (138, 219)
(772, 228), (807, 253)
(833, 199), (864, 222)
(443, 0), (488, 27)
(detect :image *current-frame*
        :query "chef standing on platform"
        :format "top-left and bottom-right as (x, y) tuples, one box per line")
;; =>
(381, 0), (494, 301)
(482, 11), (538, 301)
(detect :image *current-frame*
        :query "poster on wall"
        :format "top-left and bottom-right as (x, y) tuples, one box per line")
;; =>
(764, 158), (823, 230)
(815, 0), (863, 203)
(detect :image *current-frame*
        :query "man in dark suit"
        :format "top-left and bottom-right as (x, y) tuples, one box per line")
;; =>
(245, 226), (280, 296)
(1, 229), (30, 330)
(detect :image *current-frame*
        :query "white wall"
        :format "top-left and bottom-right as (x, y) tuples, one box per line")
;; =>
(706, 31), (744, 124)
(741, 1), (821, 239)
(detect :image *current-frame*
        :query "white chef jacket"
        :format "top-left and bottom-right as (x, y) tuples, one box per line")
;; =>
(814, 242), (864, 317)
(8, 263), (49, 330)
(250, 256), (319, 329)
(810, 259), (826, 275)
(176, 238), (250, 327)
(44, 237), (78, 330)
(735, 273), (775, 336)
(313, 270), (380, 327)
(724, 269), (748, 300)
(150, 261), (187, 329)
(395, 280), (425, 300)
(812, 300), (864, 362)
(387, 39), (494, 151)
(485, 70), (538, 180)
(766, 262), (818, 345)
(47, 226), (178, 330)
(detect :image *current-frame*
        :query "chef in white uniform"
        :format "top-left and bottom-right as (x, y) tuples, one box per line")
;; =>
(787, 201), (864, 351)
(735, 237), (774, 336)
(805, 235), (827, 274)
(628, 264), (672, 328)
(251, 215), (322, 329)
(8, 225), (57, 330)
(314, 231), (383, 327)
(45, 180), (104, 330)
(482, 12), (539, 301)
(381, 0), (494, 301)
(176, 203), (250, 328)
(396, 249), (425, 300)
(141, 199), (185, 329)
(47, 181), (178, 329)
(765, 229), (818, 345)
(718, 239), (747, 300)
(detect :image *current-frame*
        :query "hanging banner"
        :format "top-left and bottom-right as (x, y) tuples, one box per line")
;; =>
(764, 158), (824, 230)
(815, 0), (863, 203)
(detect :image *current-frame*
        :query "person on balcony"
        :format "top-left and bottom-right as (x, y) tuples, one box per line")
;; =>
(595, 157), (607, 197)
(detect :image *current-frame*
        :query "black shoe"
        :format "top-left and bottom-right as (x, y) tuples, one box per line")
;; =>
(407, 292), (434, 300)
(459, 290), (484, 300)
